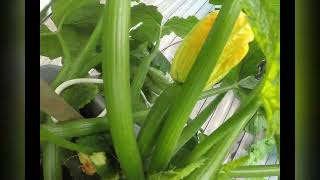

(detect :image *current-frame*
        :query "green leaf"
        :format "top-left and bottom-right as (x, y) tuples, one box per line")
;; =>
(245, 108), (267, 134)
(270, 0), (280, 14)
(60, 0), (103, 30)
(243, 0), (280, 139)
(130, 4), (199, 43)
(243, 0), (280, 62)
(148, 159), (205, 180)
(62, 26), (95, 58)
(239, 76), (260, 90)
(150, 51), (171, 73)
(162, 16), (199, 38)
(130, 3), (163, 43)
(266, 109), (280, 136)
(51, 0), (102, 29)
(40, 25), (96, 60)
(260, 61), (280, 138)
(41, 0), (103, 60)
(247, 137), (275, 164)
(40, 25), (62, 59)
(61, 84), (99, 110)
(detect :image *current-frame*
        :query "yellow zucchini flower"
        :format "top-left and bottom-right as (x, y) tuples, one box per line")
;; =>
(170, 11), (254, 90)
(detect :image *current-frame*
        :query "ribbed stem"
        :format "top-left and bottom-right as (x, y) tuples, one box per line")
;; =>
(102, 0), (145, 179)
(41, 127), (94, 154)
(222, 165), (280, 177)
(42, 110), (149, 138)
(137, 84), (181, 159)
(42, 143), (62, 180)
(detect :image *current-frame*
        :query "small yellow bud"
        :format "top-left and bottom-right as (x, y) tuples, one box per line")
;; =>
(90, 152), (107, 166)
(78, 152), (107, 175)
(79, 152), (97, 175)
(170, 11), (254, 90)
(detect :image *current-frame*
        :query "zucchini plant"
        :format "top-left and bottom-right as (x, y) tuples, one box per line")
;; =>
(40, 0), (280, 179)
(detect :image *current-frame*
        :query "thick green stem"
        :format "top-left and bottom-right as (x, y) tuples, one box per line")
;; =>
(137, 84), (181, 159)
(42, 143), (62, 180)
(102, 0), (145, 179)
(221, 165), (280, 177)
(42, 118), (107, 138)
(42, 110), (149, 138)
(41, 127), (94, 154)
(149, 0), (243, 171)
(131, 46), (160, 108)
